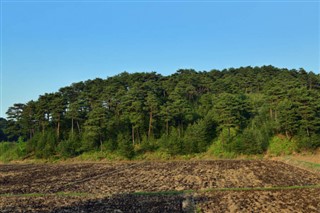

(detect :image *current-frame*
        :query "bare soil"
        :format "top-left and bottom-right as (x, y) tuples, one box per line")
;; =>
(0, 160), (319, 212)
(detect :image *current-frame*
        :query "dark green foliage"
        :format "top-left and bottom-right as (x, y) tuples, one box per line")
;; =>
(25, 131), (57, 159)
(81, 103), (107, 151)
(237, 111), (274, 154)
(0, 118), (8, 142)
(26, 132), (41, 154)
(138, 135), (158, 153)
(296, 131), (320, 150)
(183, 118), (216, 154)
(160, 127), (184, 155)
(36, 131), (57, 158)
(57, 132), (80, 158)
(2, 66), (320, 160)
(117, 133), (135, 159)
(102, 139), (118, 152)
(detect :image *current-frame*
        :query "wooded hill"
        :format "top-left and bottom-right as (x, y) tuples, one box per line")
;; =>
(1, 65), (320, 159)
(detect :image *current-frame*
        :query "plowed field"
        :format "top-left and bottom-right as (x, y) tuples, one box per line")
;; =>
(1, 160), (319, 212)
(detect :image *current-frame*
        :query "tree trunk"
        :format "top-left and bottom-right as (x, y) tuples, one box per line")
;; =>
(166, 120), (169, 136)
(136, 128), (140, 144)
(100, 133), (103, 152)
(269, 108), (273, 119)
(148, 111), (153, 139)
(178, 121), (183, 138)
(76, 121), (81, 133)
(57, 121), (60, 139)
(42, 122), (45, 135)
(132, 125), (135, 145)
(29, 129), (32, 139)
(285, 130), (290, 139)
(71, 118), (74, 137)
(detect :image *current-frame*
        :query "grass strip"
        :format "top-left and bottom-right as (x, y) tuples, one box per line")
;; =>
(291, 160), (320, 169)
(132, 184), (320, 196)
(2, 184), (320, 197)
(134, 190), (193, 196)
(202, 184), (320, 192)
(0, 192), (89, 197)
(283, 157), (320, 170)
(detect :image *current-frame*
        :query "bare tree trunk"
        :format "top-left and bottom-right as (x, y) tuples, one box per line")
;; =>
(137, 128), (140, 144)
(148, 111), (153, 139)
(76, 121), (81, 134)
(132, 125), (135, 145)
(57, 121), (60, 139)
(166, 120), (169, 136)
(285, 130), (290, 139)
(42, 122), (45, 135)
(71, 118), (74, 137)
(100, 133), (103, 152)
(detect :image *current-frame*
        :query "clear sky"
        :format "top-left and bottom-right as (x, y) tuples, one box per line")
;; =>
(0, 1), (319, 118)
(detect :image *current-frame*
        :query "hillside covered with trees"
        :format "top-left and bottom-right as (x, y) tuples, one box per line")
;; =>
(1, 65), (320, 160)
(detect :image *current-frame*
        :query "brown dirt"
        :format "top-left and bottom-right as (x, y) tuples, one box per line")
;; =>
(195, 188), (320, 213)
(0, 160), (319, 212)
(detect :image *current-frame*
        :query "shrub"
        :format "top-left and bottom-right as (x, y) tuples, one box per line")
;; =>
(57, 132), (80, 158)
(296, 134), (320, 151)
(207, 139), (237, 158)
(101, 139), (118, 152)
(117, 133), (135, 159)
(267, 136), (297, 156)
(183, 118), (216, 154)
(159, 128), (184, 155)
(137, 135), (158, 154)
(0, 139), (26, 162)
(33, 131), (57, 159)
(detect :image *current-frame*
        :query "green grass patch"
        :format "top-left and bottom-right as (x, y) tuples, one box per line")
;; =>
(2, 185), (319, 199)
(55, 192), (90, 197)
(0, 141), (27, 163)
(0, 192), (89, 197)
(75, 150), (126, 161)
(133, 190), (189, 196)
(267, 136), (297, 156)
(293, 160), (320, 169)
(132, 184), (320, 196)
(0, 193), (45, 197)
(202, 184), (320, 192)
(282, 157), (320, 173)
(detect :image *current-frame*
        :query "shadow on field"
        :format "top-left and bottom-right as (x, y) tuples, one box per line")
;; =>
(52, 193), (201, 213)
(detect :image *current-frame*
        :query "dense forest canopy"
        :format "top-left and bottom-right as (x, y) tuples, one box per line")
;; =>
(1, 65), (320, 159)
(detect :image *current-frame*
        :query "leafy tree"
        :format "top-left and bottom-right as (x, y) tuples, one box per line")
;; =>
(183, 118), (216, 153)
(276, 98), (299, 139)
(5, 103), (25, 141)
(145, 92), (161, 139)
(164, 82), (194, 137)
(82, 102), (107, 151)
(210, 93), (250, 140)
(0, 118), (8, 142)
(50, 93), (67, 139)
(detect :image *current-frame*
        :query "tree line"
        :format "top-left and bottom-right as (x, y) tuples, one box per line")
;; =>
(1, 65), (320, 159)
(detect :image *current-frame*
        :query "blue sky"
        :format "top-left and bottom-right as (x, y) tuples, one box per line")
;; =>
(1, 1), (319, 118)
